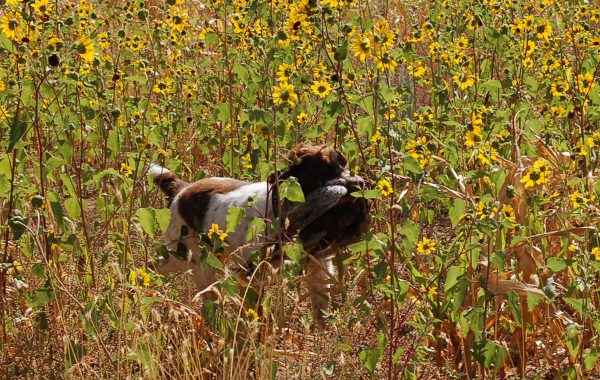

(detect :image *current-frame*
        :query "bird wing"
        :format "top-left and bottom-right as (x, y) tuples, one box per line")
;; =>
(284, 185), (348, 233)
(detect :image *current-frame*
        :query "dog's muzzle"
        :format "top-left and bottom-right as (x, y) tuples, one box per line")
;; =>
(325, 171), (366, 189)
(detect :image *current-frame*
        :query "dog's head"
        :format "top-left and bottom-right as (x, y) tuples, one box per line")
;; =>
(270, 144), (349, 195)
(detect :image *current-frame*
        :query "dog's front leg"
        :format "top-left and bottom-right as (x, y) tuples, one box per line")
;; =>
(156, 237), (220, 301)
(305, 255), (335, 326)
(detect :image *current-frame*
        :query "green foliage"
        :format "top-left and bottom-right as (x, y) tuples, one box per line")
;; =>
(1, 0), (599, 378)
(278, 177), (305, 203)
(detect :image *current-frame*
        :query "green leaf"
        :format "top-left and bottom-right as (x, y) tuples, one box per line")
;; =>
(555, 366), (577, 380)
(214, 102), (230, 123)
(421, 186), (443, 202)
(395, 279), (410, 301)
(136, 208), (156, 238)
(351, 189), (381, 199)
(31, 263), (47, 279)
(8, 120), (27, 151)
(460, 308), (484, 340)
(583, 347), (600, 371)
(335, 343), (353, 351)
(398, 220), (419, 252)
(357, 116), (374, 137)
(449, 198), (466, 228)
(565, 324), (582, 360)
(88, 168), (119, 184)
(245, 217), (266, 242)
(506, 291), (522, 327)
(334, 40), (348, 61)
(404, 155), (423, 174)
(524, 76), (538, 92)
(490, 251), (505, 271)
(8, 215), (27, 240)
(547, 257), (573, 272)
(61, 173), (77, 198)
(155, 208), (171, 233)
(283, 242), (303, 263)
(205, 252), (223, 270)
(226, 206), (245, 233)
(20, 78), (34, 106)
(123, 76), (148, 84)
(444, 266), (465, 292)
(473, 340), (496, 369)
(526, 292), (544, 312)
(64, 197), (82, 220)
(0, 34), (16, 53)
(564, 297), (585, 317)
(480, 79), (502, 92)
(204, 31), (219, 45)
(359, 348), (380, 374)
(392, 347), (405, 364)
(279, 177), (305, 203)
(82, 106), (95, 120)
(444, 272), (469, 313)
(354, 94), (374, 115)
(133, 346), (153, 373)
(140, 296), (165, 306)
(26, 286), (55, 308)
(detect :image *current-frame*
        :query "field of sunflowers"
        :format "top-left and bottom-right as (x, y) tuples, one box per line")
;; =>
(1, 0), (599, 378)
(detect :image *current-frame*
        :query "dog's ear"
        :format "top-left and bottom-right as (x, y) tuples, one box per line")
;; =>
(267, 144), (302, 183)
(288, 143), (310, 163)
(327, 147), (347, 168)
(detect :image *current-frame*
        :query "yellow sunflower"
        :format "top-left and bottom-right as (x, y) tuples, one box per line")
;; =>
(245, 308), (259, 321)
(0, 11), (25, 41)
(416, 237), (436, 255)
(520, 159), (551, 189)
(276, 63), (295, 82)
(377, 179), (393, 196)
(535, 19), (552, 40)
(273, 81), (298, 107)
(351, 32), (373, 61)
(166, 6), (189, 33)
(476, 142), (498, 165)
(374, 53), (398, 71)
(453, 69), (475, 90)
(550, 81), (569, 97)
(577, 72), (596, 94)
(76, 36), (95, 63)
(153, 77), (173, 95)
(310, 79), (332, 98)
(32, 0), (53, 16)
(120, 162), (133, 177)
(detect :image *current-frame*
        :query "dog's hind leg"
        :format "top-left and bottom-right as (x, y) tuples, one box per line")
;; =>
(305, 255), (335, 326)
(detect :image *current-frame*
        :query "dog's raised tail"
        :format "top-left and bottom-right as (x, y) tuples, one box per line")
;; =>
(148, 163), (188, 204)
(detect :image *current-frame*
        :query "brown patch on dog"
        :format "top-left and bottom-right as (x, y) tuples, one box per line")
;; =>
(154, 172), (189, 205)
(272, 144), (348, 195)
(177, 178), (247, 230)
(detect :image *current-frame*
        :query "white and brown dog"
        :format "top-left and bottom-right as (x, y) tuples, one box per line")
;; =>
(148, 144), (370, 322)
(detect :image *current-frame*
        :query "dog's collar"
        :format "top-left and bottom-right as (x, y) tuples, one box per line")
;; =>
(270, 181), (280, 220)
